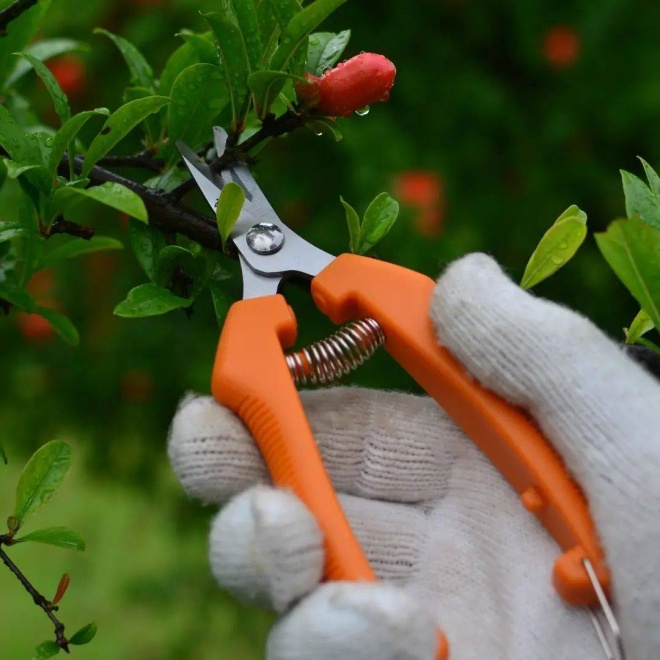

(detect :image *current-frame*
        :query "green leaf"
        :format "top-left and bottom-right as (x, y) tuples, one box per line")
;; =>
(143, 167), (189, 193)
(306, 119), (341, 141)
(14, 526), (85, 550)
(257, 0), (282, 67)
(248, 70), (305, 116)
(555, 203), (587, 224)
(231, 0), (262, 72)
(14, 441), (72, 526)
(520, 209), (588, 290)
(82, 96), (170, 177)
(167, 63), (228, 155)
(625, 308), (655, 345)
(31, 640), (60, 660)
(595, 217), (660, 329)
(621, 169), (660, 229)
(265, 0), (301, 29)
(637, 337), (660, 354)
(129, 219), (165, 282)
(13, 52), (71, 124)
(215, 181), (245, 249)
(5, 38), (86, 88)
(69, 622), (97, 646)
(639, 158), (660, 200)
(306, 29), (350, 75)
(114, 283), (190, 317)
(0, 0), (52, 87)
(34, 307), (79, 345)
(0, 104), (41, 165)
(340, 196), (360, 253)
(270, 0), (348, 73)
(359, 192), (400, 253)
(158, 33), (217, 97)
(210, 283), (235, 327)
(0, 283), (35, 310)
(204, 13), (251, 131)
(3, 159), (40, 179)
(48, 108), (110, 175)
(94, 28), (154, 91)
(123, 86), (161, 147)
(0, 224), (26, 242)
(53, 182), (148, 223)
(42, 236), (123, 266)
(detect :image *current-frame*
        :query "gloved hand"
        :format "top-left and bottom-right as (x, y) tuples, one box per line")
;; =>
(168, 254), (660, 660)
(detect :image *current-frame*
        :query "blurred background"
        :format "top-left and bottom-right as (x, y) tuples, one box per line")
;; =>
(1, 0), (659, 657)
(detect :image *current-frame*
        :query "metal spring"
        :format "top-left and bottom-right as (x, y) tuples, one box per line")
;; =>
(286, 318), (386, 386)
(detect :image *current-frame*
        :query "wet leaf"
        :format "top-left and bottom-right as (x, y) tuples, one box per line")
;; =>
(359, 192), (399, 253)
(270, 0), (348, 72)
(3, 159), (40, 179)
(94, 28), (154, 90)
(48, 108), (110, 175)
(248, 70), (305, 116)
(621, 170), (660, 229)
(14, 527), (85, 551)
(13, 52), (71, 123)
(82, 96), (170, 176)
(129, 219), (166, 282)
(114, 283), (190, 317)
(204, 13), (251, 131)
(52, 182), (148, 223)
(167, 63), (228, 156)
(306, 29), (350, 75)
(595, 217), (660, 329)
(520, 208), (588, 290)
(215, 181), (245, 249)
(158, 33), (217, 96)
(14, 441), (72, 526)
(0, 104), (41, 165)
(231, 0), (262, 72)
(42, 236), (123, 266)
(6, 38), (86, 88)
(210, 283), (235, 327)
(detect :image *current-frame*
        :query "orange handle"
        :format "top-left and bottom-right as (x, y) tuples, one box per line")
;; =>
(213, 295), (448, 659)
(312, 254), (610, 606)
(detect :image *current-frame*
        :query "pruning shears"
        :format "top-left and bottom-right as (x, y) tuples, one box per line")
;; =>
(177, 128), (623, 660)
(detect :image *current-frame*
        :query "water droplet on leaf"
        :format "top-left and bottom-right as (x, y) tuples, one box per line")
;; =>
(355, 106), (370, 116)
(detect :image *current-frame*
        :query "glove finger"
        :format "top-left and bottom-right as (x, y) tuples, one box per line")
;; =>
(210, 483), (429, 611)
(266, 582), (438, 660)
(209, 485), (324, 614)
(169, 388), (471, 506)
(431, 253), (660, 659)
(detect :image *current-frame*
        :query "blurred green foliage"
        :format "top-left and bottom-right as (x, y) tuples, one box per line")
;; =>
(1, 0), (659, 657)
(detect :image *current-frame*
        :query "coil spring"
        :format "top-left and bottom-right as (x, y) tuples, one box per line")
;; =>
(286, 318), (386, 386)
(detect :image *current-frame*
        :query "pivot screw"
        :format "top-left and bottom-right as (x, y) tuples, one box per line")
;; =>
(246, 222), (285, 254)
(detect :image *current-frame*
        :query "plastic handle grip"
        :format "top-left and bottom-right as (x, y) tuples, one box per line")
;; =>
(311, 254), (610, 606)
(212, 295), (448, 659)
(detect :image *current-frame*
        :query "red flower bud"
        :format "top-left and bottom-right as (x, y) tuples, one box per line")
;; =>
(46, 55), (86, 97)
(297, 53), (396, 117)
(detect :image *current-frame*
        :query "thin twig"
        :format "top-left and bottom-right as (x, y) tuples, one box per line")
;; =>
(0, 0), (38, 36)
(169, 110), (305, 200)
(97, 151), (164, 173)
(0, 540), (69, 651)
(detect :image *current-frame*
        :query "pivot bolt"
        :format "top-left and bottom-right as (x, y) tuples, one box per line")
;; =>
(246, 222), (285, 255)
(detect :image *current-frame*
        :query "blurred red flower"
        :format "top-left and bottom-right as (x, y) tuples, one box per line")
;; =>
(543, 25), (581, 70)
(46, 55), (86, 97)
(393, 170), (444, 236)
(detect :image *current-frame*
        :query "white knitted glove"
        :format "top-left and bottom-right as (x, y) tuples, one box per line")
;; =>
(168, 254), (660, 660)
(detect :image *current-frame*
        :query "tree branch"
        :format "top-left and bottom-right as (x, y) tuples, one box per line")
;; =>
(0, 0), (38, 36)
(0, 539), (69, 651)
(97, 150), (164, 173)
(59, 155), (224, 252)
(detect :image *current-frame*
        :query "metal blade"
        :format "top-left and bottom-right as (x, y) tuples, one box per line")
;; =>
(176, 140), (222, 212)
